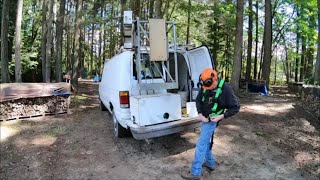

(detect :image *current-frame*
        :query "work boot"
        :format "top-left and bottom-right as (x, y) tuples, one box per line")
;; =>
(202, 163), (215, 172)
(181, 171), (201, 180)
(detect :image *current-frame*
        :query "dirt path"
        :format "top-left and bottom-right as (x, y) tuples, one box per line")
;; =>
(1, 81), (319, 180)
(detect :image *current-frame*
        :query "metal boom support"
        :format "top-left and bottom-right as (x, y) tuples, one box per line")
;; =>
(132, 17), (179, 91)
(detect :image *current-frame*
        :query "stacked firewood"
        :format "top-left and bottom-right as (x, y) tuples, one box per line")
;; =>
(303, 95), (320, 120)
(0, 96), (69, 120)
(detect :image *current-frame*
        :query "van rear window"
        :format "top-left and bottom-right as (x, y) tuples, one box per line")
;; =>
(133, 54), (163, 79)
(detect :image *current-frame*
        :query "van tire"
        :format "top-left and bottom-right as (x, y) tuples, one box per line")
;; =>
(100, 100), (108, 111)
(112, 111), (128, 138)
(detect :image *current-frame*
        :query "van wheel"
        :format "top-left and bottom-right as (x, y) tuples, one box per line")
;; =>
(100, 100), (107, 111)
(112, 111), (128, 138)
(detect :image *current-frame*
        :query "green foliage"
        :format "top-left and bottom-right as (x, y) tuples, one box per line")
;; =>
(21, 52), (39, 71)
(168, 0), (236, 79)
(304, 76), (314, 84)
(204, 1), (236, 78)
(1, 0), (318, 84)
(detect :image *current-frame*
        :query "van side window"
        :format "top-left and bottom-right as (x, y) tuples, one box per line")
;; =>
(133, 54), (163, 80)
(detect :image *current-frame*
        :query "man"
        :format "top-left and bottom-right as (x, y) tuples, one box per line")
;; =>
(181, 68), (240, 180)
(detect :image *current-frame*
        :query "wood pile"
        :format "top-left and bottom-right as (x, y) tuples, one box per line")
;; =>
(0, 96), (70, 120)
(303, 95), (320, 120)
(288, 82), (304, 92)
(0, 83), (71, 121)
(289, 83), (320, 120)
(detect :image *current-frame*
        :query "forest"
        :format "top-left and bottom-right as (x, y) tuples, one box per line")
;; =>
(1, 1), (320, 179)
(0, 0), (319, 90)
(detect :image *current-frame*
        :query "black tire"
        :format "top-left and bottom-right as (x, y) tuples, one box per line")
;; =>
(112, 111), (129, 138)
(100, 99), (108, 111)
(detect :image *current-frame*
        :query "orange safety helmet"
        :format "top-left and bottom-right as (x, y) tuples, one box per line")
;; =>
(199, 68), (218, 90)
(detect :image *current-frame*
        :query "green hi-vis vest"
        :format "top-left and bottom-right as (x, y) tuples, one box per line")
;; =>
(201, 79), (225, 118)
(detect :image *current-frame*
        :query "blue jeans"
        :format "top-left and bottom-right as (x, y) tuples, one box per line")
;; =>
(191, 121), (217, 176)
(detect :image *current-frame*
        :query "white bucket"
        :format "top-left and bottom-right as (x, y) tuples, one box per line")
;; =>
(178, 91), (188, 108)
(186, 102), (198, 118)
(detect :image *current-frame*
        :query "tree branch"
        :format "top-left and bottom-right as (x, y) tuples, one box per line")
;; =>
(167, 1), (177, 20)
(272, 9), (295, 52)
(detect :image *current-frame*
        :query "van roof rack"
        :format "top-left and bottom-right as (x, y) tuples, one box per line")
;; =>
(123, 13), (179, 92)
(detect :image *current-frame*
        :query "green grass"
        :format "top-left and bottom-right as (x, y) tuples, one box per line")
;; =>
(47, 125), (68, 137)
(253, 130), (269, 138)
(71, 94), (89, 107)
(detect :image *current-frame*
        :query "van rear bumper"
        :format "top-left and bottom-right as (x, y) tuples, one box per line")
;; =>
(128, 118), (200, 140)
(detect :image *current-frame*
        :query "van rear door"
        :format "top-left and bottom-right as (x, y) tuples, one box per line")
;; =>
(187, 46), (214, 100)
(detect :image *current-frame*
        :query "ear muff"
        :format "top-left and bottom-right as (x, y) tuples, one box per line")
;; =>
(199, 69), (218, 89)
(202, 73), (214, 87)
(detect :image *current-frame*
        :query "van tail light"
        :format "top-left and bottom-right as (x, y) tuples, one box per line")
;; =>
(119, 91), (129, 108)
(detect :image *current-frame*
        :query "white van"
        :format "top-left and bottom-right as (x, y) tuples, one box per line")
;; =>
(99, 46), (215, 140)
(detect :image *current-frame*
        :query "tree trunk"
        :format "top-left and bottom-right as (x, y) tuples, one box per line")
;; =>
(1, 0), (10, 83)
(30, 2), (38, 46)
(103, 5), (107, 67)
(306, 46), (314, 80)
(98, 7), (103, 75)
(295, 33), (300, 82)
(166, 1), (176, 21)
(212, 1), (219, 68)
(261, 0), (272, 85)
(149, 0), (155, 18)
(163, 0), (170, 20)
(186, 0), (191, 45)
(91, 23), (95, 76)
(7, 1), (16, 65)
(224, 34), (229, 79)
(258, 42), (264, 79)
(290, 62), (293, 80)
(45, 0), (54, 83)
(109, 0), (114, 58)
(14, 0), (23, 82)
(79, 0), (85, 74)
(41, 0), (48, 82)
(274, 52), (277, 84)
(66, 0), (71, 73)
(242, 41), (246, 80)
(226, 33), (231, 80)
(86, 30), (90, 72)
(254, 0), (258, 80)
(133, 0), (140, 18)
(55, 0), (66, 82)
(154, 0), (162, 18)
(79, 27), (83, 73)
(315, 0), (320, 84)
(299, 37), (306, 82)
(120, 0), (126, 45)
(144, 0), (147, 19)
(284, 45), (290, 84)
(246, 0), (253, 81)
(230, 0), (244, 91)
(53, 0), (57, 69)
(72, 0), (83, 88)
(115, 2), (120, 50)
(82, 27), (86, 70)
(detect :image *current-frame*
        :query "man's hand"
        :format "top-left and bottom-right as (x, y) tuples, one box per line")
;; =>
(210, 114), (224, 122)
(196, 113), (209, 123)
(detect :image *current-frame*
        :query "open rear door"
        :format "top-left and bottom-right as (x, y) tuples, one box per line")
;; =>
(187, 46), (214, 101)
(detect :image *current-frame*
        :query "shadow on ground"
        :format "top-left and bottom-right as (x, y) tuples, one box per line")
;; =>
(1, 83), (319, 180)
